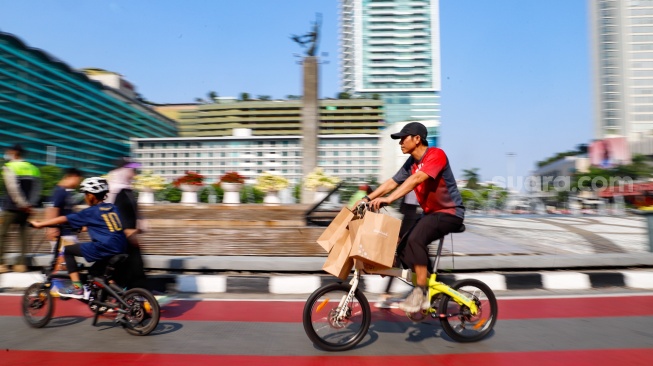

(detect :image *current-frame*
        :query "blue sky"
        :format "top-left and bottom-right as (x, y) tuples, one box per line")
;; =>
(0, 0), (592, 186)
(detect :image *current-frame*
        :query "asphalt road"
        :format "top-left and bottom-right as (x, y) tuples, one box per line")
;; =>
(1, 291), (653, 365)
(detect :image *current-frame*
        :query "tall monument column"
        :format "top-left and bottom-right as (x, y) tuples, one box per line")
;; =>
(292, 14), (322, 204)
(301, 56), (319, 204)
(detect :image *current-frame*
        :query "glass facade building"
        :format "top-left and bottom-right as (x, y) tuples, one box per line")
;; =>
(0, 32), (177, 174)
(340, 0), (441, 145)
(590, 0), (653, 141)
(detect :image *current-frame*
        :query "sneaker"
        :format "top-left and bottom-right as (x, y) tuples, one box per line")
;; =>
(398, 287), (430, 313)
(375, 298), (398, 309)
(374, 294), (398, 309)
(58, 285), (84, 299)
(154, 294), (176, 307)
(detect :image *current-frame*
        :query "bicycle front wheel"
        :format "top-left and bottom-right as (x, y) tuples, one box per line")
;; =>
(22, 282), (54, 328)
(438, 278), (498, 342)
(120, 288), (160, 336)
(302, 283), (371, 352)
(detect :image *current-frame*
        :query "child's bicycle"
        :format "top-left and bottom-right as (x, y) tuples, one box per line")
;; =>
(21, 224), (160, 336)
(302, 205), (498, 351)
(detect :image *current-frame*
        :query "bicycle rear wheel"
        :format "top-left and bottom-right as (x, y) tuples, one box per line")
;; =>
(120, 288), (160, 336)
(22, 282), (54, 328)
(302, 283), (371, 352)
(438, 278), (498, 342)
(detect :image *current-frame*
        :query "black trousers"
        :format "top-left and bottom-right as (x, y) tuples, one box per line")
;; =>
(397, 212), (464, 270)
(113, 189), (147, 289)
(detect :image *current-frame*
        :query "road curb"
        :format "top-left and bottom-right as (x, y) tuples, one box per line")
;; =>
(2, 270), (653, 294)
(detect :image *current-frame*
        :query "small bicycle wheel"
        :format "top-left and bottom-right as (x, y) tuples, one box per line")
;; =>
(438, 278), (498, 342)
(120, 288), (160, 336)
(302, 283), (371, 352)
(22, 282), (54, 328)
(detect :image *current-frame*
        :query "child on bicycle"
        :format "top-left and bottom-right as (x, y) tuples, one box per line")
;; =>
(31, 177), (128, 298)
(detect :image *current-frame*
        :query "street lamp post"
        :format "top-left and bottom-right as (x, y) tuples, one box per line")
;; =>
(506, 152), (516, 191)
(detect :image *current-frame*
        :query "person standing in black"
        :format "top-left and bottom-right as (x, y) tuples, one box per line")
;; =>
(106, 157), (147, 289)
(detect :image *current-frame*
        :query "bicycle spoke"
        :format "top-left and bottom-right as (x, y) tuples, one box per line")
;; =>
(303, 283), (371, 351)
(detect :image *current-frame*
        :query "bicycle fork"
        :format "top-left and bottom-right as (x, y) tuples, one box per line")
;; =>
(335, 270), (362, 321)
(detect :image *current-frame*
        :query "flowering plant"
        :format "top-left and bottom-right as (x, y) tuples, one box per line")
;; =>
(173, 171), (205, 187)
(220, 171), (245, 184)
(304, 168), (340, 191)
(255, 172), (289, 192)
(133, 170), (166, 191)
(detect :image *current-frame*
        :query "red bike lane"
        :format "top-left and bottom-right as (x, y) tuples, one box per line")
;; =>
(1, 294), (652, 365)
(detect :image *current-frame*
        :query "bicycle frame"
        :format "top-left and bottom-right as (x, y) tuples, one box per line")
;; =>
(334, 236), (478, 321)
(43, 225), (131, 314)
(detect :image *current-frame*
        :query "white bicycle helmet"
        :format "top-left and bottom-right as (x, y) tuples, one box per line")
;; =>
(79, 177), (109, 195)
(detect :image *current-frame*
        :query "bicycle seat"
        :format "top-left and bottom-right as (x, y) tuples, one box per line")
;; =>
(108, 254), (129, 266)
(89, 254), (129, 278)
(451, 224), (466, 233)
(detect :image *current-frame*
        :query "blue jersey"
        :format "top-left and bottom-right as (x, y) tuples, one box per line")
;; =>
(50, 186), (76, 235)
(66, 203), (128, 262)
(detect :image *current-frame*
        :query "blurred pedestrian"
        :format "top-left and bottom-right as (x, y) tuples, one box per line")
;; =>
(0, 144), (41, 273)
(348, 183), (372, 209)
(45, 168), (83, 273)
(106, 157), (147, 289)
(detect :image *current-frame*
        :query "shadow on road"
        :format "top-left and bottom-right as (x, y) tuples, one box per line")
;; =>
(150, 322), (183, 336)
(46, 316), (86, 328)
(160, 299), (198, 319)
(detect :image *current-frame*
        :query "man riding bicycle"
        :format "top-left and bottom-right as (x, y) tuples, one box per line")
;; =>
(363, 122), (465, 313)
(30, 177), (128, 298)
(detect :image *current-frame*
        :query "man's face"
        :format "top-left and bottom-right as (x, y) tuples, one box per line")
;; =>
(64, 175), (82, 189)
(399, 135), (418, 154)
(4, 149), (16, 161)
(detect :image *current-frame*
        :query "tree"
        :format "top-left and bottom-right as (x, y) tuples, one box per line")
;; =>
(286, 95), (301, 100)
(194, 98), (205, 104)
(462, 168), (481, 189)
(207, 91), (218, 103)
(240, 92), (251, 101)
(537, 144), (587, 168)
(337, 92), (351, 99)
(570, 154), (653, 192)
(39, 165), (63, 200)
(371, 93), (381, 100)
(257, 95), (271, 101)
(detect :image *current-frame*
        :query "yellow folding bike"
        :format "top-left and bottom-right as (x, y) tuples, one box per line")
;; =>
(303, 210), (498, 351)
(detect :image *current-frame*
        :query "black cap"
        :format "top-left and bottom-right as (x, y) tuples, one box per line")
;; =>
(390, 122), (428, 141)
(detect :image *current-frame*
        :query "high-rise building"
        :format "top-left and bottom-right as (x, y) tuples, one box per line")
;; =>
(590, 0), (653, 141)
(340, 0), (441, 146)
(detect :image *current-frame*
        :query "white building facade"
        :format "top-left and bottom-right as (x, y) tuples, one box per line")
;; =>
(590, 0), (653, 141)
(131, 135), (382, 185)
